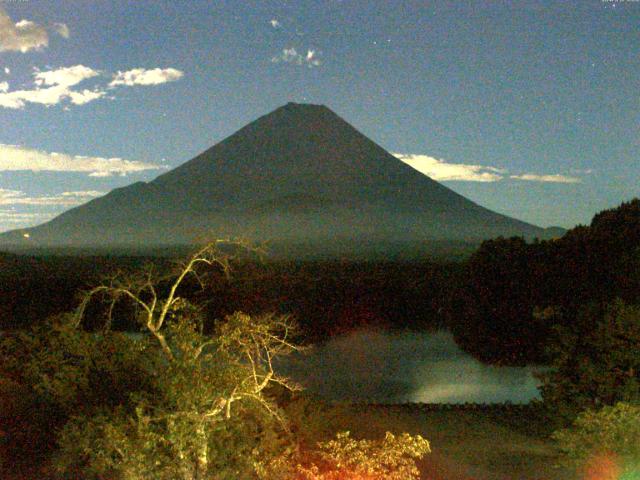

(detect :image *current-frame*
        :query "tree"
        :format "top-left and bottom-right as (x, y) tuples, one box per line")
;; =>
(553, 402), (640, 477)
(294, 431), (430, 480)
(0, 241), (301, 479)
(538, 299), (640, 423)
(1, 240), (432, 479)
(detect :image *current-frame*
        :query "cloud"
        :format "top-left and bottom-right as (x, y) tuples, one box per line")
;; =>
(0, 188), (95, 206)
(271, 47), (321, 67)
(67, 88), (107, 105)
(0, 65), (105, 109)
(0, 144), (166, 177)
(34, 65), (98, 87)
(60, 190), (105, 197)
(0, 209), (49, 222)
(270, 19), (280, 28)
(0, 8), (49, 52)
(0, 190), (106, 230)
(395, 152), (585, 185)
(510, 174), (581, 184)
(109, 67), (184, 87)
(52, 22), (70, 39)
(394, 153), (503, 182)
(0, 65), (183, 109)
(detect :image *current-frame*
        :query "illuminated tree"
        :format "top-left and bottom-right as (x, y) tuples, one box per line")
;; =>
(2, 240), (432, 480)
(294, 431), (430, 480)
(3, 241), (300, 479)
(553, 402), (640, 477)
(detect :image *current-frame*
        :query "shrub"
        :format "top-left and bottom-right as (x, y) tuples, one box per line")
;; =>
(553, 402), (640, 476)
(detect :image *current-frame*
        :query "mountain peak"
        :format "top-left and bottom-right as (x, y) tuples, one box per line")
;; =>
(0, 104), (547, 253)
(282, 101), (329, 110)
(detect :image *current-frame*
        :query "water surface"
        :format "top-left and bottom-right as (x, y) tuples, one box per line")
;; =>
(280, 330), (542, 404)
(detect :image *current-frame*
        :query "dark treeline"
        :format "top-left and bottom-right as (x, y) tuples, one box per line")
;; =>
(2, 198), (640, 366)
(451, 198), (640, 365)
(0, 253), (462, 338)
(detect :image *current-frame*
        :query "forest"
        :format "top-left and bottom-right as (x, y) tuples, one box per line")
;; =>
(1, 198), (640, 479)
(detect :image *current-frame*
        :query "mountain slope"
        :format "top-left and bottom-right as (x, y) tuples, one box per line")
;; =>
(0, 103), (552, 253)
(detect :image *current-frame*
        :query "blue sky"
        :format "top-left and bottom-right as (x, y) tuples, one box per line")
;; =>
(0, 0), (638, 232)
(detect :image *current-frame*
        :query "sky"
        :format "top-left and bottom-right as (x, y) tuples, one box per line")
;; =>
(0, 0), (638, 232)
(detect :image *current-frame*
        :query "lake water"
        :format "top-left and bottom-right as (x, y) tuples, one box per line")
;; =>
(279, 330), (543, 404)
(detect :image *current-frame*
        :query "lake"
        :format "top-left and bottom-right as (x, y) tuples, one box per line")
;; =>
(279, 330), (543, 404)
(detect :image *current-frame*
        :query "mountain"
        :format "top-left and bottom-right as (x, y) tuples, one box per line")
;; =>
(0, 103), (557, 255)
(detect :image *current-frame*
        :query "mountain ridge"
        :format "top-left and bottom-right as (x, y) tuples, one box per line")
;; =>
(0, 102), (559, 255)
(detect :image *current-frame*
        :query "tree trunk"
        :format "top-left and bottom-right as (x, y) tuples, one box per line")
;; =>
(194, 422), (209, 480)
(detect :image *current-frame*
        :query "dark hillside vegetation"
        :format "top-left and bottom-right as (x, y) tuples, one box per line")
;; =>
(451, 198), (640, 365)
(0, 253), (461, 339)
(1, 198), (639, 367)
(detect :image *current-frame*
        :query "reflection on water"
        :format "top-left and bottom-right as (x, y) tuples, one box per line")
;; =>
(279, 330), (543, 404)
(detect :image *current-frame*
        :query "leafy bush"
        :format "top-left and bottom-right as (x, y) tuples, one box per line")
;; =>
(295, 431), (430, 480)
(553, 402), (640, 476)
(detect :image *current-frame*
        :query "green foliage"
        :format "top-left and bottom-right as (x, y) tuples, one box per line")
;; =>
(538, 300), (640, 422)
(2, 241), (432, 479)
(294, 431), (430, 480)
(47, 311), (297, 480)
(553, 402), (640, 475)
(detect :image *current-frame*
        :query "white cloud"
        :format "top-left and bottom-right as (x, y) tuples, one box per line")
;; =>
(394, 153), (503, 182)
(0, 188), (88, 206)
(510, 174), (581, 184)
(67, 88), (107, 105)
(0, 210), (46, 219)
(60, 190), (105, 197)
(0, 189), (106, 231)
(0, 65), (105, 109)
(271, 47), (321, 67)
(52, 22), (70, 39)
(0, 144), (166, 177)
(270, 19), (280, 28)
(395, 152), (584, 185)
(109, 67), (184, 87)
(0, 8), (48, 52)
(0, 64), (183, 109)
(34, 65), (98, 87)
(3, 67), (9, 75)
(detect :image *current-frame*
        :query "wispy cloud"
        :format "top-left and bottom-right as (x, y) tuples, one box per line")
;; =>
(0, 209), (50, 224)
(0, 144), (166, 177)
(109, 67), (184, 87)
(0, 81), (7, 93)
(270, 19), (280, 28)
(60, 190), (105, 198)
(0, 7), (49, 53)
(395, 152), (585, 184)
(0, 188), (104, 206)
(510, 173), (581, 184)
(0, 191), (105, 230)
(271, 47), (321, 67)
(394, 153), (504, 182)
